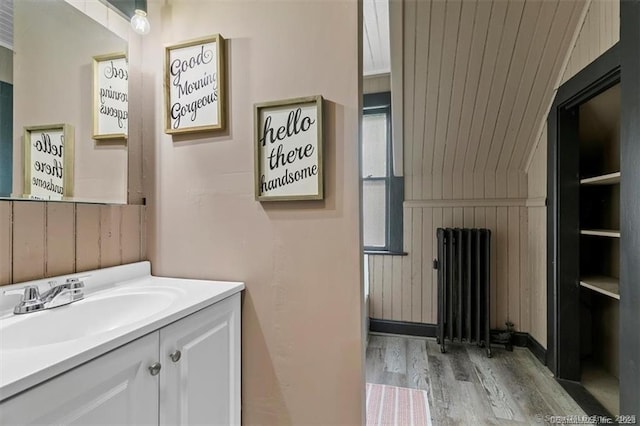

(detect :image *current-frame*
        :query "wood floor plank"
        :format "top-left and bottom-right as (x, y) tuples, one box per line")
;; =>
(366, 335), (585, 425)
(466, 344), (525, 421)
(446, 343), (477, 383)
(383, 336), (407, 375)
(406, 339), (429, 390)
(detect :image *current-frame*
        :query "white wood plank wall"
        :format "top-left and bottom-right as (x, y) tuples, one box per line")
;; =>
(525, 0), (619, 348)
(369, 204), (529, 330)
(363, 74), (391, 94)
(368, 0), (619, 338)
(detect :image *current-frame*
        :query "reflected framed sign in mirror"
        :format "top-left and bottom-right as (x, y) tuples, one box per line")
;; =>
(165, 34), (226, 135)
(93, 52), (128, 140)
(2, 0), (130, 204)
(23, 124), (74, 201)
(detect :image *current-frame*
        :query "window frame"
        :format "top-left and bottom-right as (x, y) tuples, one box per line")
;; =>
(362, 92), (405, 255)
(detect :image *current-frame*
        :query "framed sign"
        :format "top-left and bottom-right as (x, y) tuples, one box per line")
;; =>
(254, 95), (323, 201)
(23, 124), (75, 200)
(165, 34), (226, 134)
(93, 52), (128, 140)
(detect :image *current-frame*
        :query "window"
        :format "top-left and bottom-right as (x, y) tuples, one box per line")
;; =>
(362, 92), (404, 254)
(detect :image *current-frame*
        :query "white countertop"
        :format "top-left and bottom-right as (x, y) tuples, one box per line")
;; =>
(0, 262), (244, 402)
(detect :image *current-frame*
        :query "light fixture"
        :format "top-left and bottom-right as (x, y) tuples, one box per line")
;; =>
(130, 9), (150, 35)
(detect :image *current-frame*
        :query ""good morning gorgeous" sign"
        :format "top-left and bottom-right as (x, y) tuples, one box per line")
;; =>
(254, 96), (323, 201)
(93, 53), (128, 139)
(165, 35), (225, 134)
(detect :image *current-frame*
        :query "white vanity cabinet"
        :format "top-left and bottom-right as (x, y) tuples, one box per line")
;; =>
(0, 293), (241, 426)
(160, 292), (241, 425)
(0, 333), (159, 425)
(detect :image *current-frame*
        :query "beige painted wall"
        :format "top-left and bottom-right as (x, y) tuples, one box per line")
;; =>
(0, 200), (146, 286)
(525, 0), (619, 348)
(142, 1), (363, 424)
(12, 0), (128, 203)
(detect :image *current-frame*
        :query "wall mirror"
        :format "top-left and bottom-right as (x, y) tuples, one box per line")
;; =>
(0, 0), (129, 204)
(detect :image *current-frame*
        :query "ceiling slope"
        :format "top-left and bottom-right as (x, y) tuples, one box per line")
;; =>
(402, 0), (589, 176)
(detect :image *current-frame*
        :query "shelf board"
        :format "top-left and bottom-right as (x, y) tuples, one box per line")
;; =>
(580, 229), (621, 238)
(580, 172), (621, 185)
(580, 276), (620, 300)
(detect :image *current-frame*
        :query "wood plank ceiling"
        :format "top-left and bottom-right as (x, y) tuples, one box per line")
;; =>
(403, 0), (586, 188)
(364, 0), (391, 76)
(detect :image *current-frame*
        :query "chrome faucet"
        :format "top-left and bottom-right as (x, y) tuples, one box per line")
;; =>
(3, 277), (85, 314)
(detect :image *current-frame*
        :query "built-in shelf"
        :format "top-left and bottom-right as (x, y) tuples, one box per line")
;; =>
(580, 229), (621, 238)
(580, 276), (620, 300)
(582, 360), (620, 416)
(580, 172), (621, 185)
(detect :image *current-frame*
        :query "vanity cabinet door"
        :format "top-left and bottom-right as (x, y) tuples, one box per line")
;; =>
(0, 332), (159, 426)
(159, 293), (241, 426)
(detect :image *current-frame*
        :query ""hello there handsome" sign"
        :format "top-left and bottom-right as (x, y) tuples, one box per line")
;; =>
(23, 124), (74, 200)
(254, 96), (323, 201)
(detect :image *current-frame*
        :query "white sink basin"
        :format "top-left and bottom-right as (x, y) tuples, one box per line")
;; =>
(0, 288), (176, 350)
(0, 262), (244, 403)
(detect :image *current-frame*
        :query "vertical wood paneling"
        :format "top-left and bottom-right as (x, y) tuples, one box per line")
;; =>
(442, 0), (477, 200)
(507, 206), (520, 330)
(529, 207), (547, 347)
(411, 209), (423, 322)
(496, 0), (559, 170)
(496, 207), (509, 328)
(12, 202), (46, 283)
(121, 205), (142, 264)
(363, 74), (391, 94)
(76, 204), (101, 273)
(0, 202), (11, 285)
(403, 0), (417, 199)
(391, 256), (402, 321)
(511, 1), (582, 170)
(410, 0), (430, 199)
(463, 0), (509, 199)
(368, 0), (591, 335)
(46, 202), (76, 277)
(430, 0), (461, 200)
(453, 0), (492, 199)
(485, 207), (498, 328)
(560, 0), (618, 85)
(485, 0), (543, 173)
(368, 255), (375, 317)
(473, 0), (526, 178)
(402, 207), (412, 321)
(519, 207), (530, 333)
(431, 207), (443, 323)
(383, 255), (393, 319)
(421, 208), (433, 323)
(140, 205), (148, 260)
(422, 0), (447, 200)
(0, 203), (146, 286)
(100, 205), (122, 268)
(453, 207), (464, 228)
(370, 256), (380, 319)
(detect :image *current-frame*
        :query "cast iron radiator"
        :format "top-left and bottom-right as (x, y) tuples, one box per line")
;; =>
(435, 228), (492, 357)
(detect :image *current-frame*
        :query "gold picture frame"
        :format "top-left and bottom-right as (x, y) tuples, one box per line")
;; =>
(23, 124), (75, 200)
(254, 95), (324, 202)
(164, 34), (226, 135)
(92, 52), (128, 140)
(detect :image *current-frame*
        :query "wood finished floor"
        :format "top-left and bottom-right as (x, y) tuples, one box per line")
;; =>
(366, 334), (586, 425)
